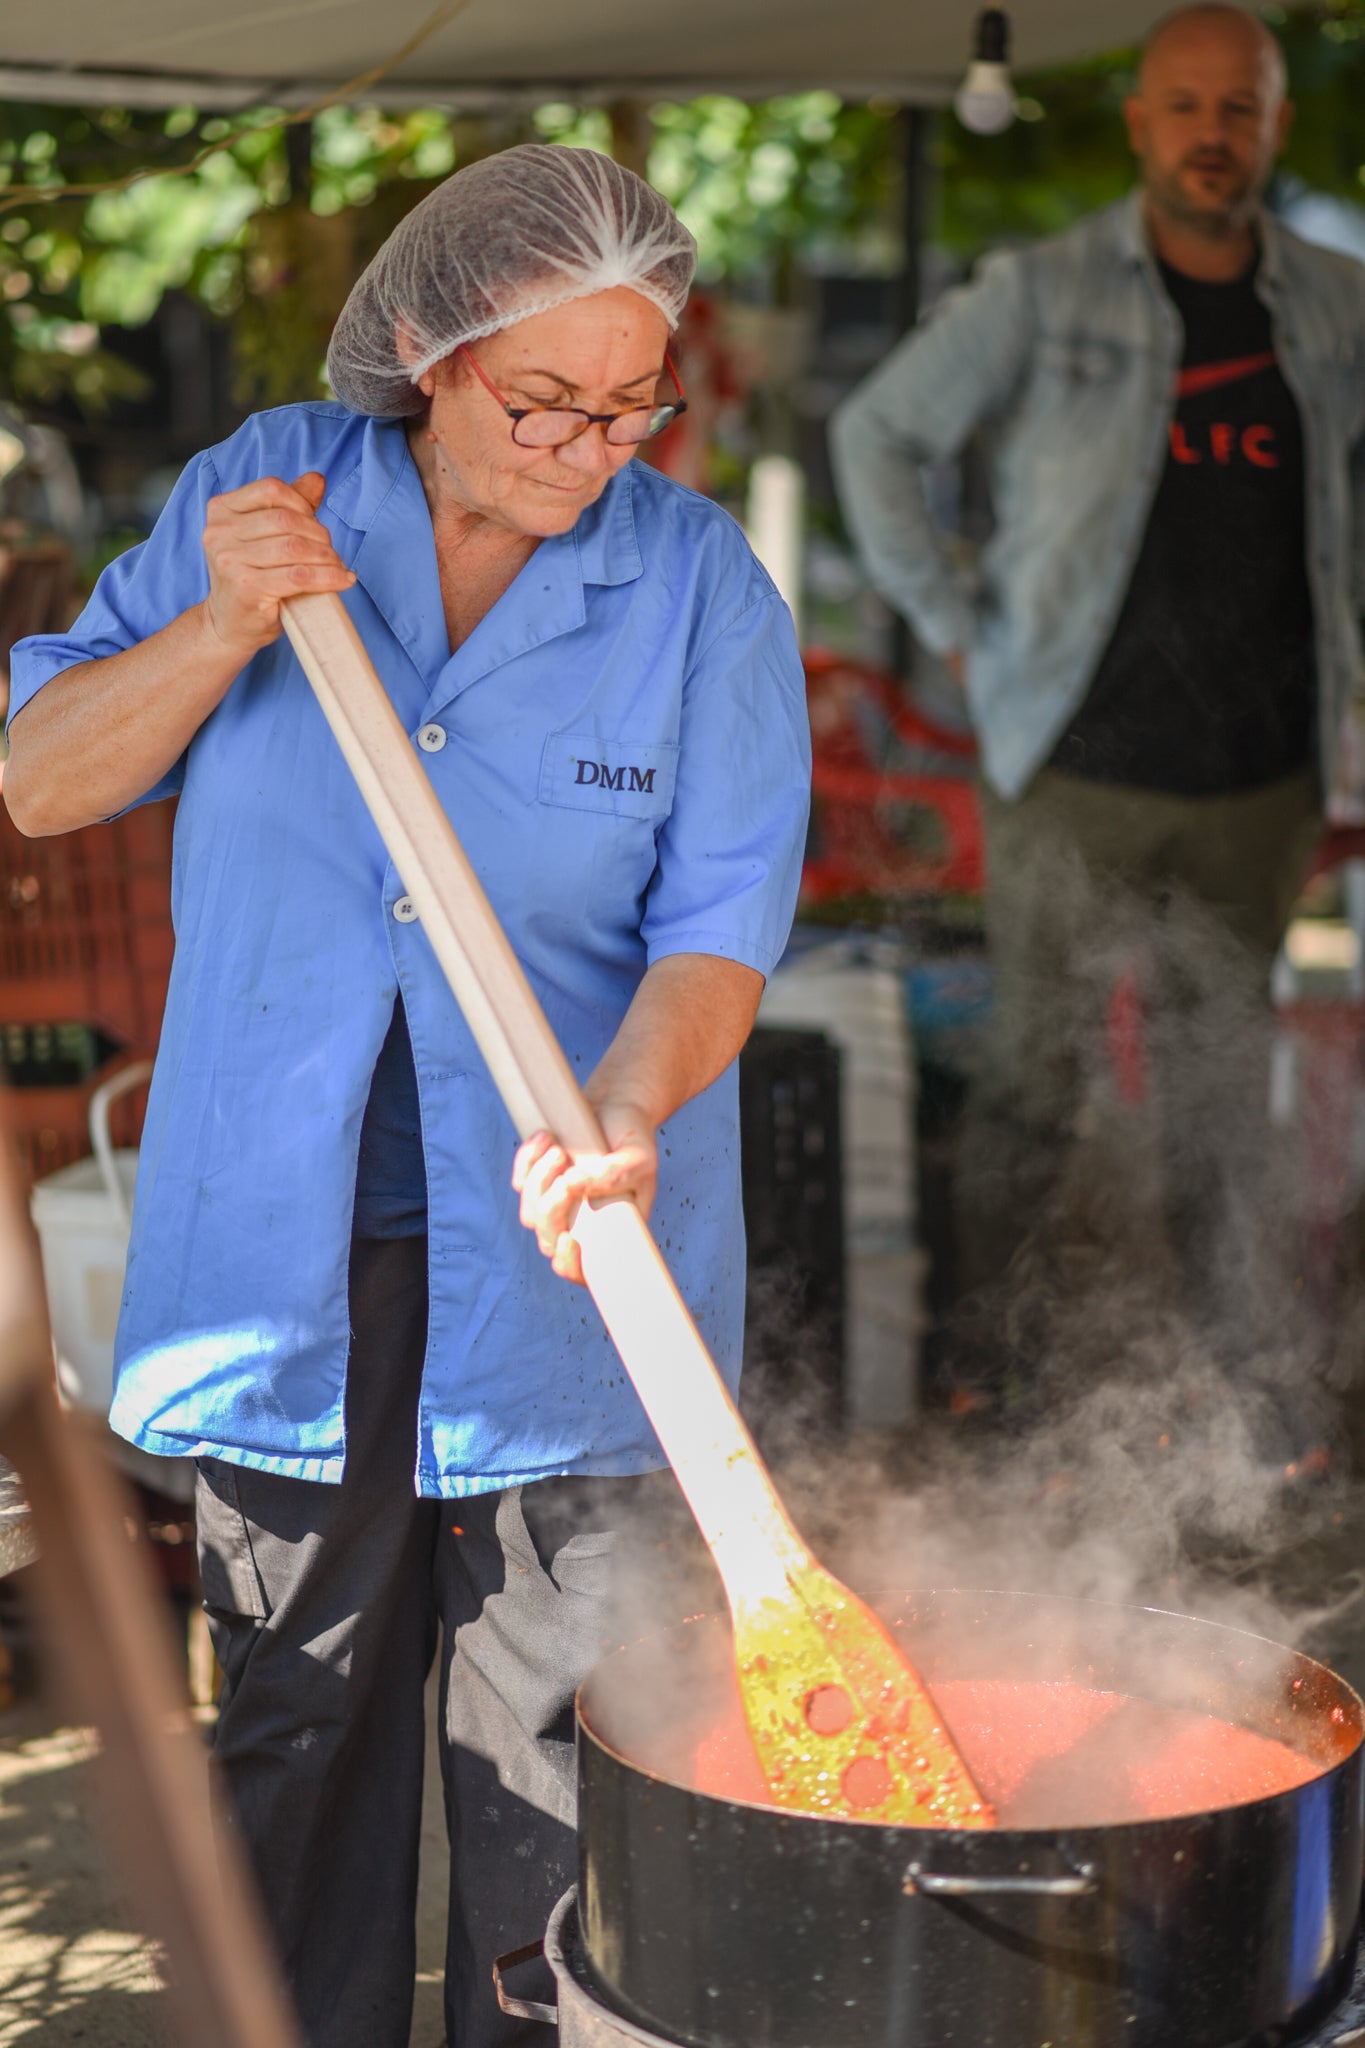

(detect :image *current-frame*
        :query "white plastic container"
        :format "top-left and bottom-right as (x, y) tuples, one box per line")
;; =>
(759, 935), (916, 1254)
(30, 1061), (192, 1502)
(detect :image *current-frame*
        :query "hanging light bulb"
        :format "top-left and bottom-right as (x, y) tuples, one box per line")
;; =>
(954, 8), (1016, 136)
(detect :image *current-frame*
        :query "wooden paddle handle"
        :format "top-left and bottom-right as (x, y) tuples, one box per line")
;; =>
(280, 593), (805, 1598)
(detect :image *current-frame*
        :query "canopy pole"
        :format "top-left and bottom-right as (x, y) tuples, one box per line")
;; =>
(891, 103), (933, 681)
(896, 105), (933, 338)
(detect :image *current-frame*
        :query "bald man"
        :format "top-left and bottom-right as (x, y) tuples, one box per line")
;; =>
(832, 6), (1365, 1352)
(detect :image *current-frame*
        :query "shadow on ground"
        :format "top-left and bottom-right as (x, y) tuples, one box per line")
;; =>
(0, 1673), (449, 2047)
(0, 1704), (167, 2046)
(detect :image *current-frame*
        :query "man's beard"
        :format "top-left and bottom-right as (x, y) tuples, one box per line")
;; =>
(1147, 154), (1261, 237)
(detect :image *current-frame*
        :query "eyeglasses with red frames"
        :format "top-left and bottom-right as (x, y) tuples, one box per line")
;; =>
(456, 344), (688, 449)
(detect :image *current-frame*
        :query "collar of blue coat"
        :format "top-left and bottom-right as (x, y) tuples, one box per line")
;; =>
(320, 412), (645, 704)
(323, 412), (645, 583)
(1116, 185), (1285, 292)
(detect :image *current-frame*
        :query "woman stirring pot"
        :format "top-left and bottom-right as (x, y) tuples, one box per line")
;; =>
(4, 146), (810, 2047)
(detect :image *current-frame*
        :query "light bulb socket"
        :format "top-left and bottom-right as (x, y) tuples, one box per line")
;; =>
(974, 8), (1010, 65)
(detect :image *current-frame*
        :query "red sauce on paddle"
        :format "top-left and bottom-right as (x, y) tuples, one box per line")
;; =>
(693, 1677), (1322, 1825)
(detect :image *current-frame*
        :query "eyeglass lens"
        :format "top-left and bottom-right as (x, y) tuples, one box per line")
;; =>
(513, 405), (680, 450)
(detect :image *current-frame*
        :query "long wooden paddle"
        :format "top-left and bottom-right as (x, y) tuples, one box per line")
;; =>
(0, 1118), (303, 2048)
(281, 591), (992, 1829)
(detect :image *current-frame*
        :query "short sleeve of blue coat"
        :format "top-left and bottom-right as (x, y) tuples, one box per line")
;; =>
(642, 589), (810, 978)
(6, 449), (221, 806)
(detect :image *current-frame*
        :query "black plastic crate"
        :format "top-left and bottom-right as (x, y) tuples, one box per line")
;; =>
(738, 1025), (845, 1432)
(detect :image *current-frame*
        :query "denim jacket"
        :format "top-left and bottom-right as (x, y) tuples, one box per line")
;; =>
(830, 193), (1365, 807)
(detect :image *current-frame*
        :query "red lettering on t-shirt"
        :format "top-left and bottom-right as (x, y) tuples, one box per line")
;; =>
(1167, 419), (1279, 468)
(1167, 351), (1281, 472)
(1242, 424), (1278, 468)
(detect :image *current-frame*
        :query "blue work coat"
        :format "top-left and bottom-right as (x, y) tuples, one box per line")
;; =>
(9, 404), (811, 1495)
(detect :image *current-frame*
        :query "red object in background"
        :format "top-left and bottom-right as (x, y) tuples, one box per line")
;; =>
(1277, 999), (1365, 1318)
(641, 293), (743, 498)
(1105, 967), (1149, 1108)
(1312, 826), (1365, 878)
(801, 650), (983, 904)
(0, 799), (174, 1188)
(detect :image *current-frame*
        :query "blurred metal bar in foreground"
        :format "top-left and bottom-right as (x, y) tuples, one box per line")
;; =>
(0, 1118), (302, 2048)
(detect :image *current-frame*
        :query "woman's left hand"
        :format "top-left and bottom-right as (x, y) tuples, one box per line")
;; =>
(512, 1098), (658, 1286)
(513, 953), (764, 1287)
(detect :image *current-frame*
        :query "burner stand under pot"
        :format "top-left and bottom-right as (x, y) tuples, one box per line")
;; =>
(496, 1889), (668, 2047)
(498, 1892), (1365, 2048)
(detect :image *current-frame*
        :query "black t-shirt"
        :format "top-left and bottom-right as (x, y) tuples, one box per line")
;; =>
(353, 1000), (428, 1239)
(1050, 254), (1316, 796)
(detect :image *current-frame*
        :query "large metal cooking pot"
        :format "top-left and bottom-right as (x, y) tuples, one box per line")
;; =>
(575, 1590), (1364, 2048)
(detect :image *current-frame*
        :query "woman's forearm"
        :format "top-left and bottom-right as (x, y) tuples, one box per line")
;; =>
(4, 600), (242, 835)
(586, 953), (765, 1129)
(6, 470), (358, 838)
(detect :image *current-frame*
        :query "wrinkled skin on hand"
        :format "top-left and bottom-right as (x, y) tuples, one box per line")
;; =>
(512, 1097), (658, 1286)
(202, 470), (357, 661)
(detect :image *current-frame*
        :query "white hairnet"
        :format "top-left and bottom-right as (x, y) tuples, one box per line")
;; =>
(326, 144), (698, 418)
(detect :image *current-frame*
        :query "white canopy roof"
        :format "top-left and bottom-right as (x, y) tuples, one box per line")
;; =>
(2, 0), (1165, 110)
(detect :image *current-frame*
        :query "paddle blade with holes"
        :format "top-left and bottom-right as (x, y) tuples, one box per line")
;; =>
(279, 589), (994, 1830)
(734, 1560), (990, 1824)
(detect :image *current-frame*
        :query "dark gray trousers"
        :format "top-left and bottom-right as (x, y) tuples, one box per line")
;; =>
(956, 767), (1322, 1335)
(195, 1235), (680, 2048)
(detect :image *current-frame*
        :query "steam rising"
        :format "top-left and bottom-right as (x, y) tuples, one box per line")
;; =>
(603, 858), (1365, 1702)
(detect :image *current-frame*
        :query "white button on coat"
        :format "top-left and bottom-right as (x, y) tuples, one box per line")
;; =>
(393, 896), (419, 923)
(417, 724), (447, 753)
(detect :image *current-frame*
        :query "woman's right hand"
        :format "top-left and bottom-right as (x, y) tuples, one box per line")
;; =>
(201, 470), (357, 660)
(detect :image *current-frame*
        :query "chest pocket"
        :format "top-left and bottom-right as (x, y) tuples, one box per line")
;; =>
(539, 733), (679, 822)
(1035, 333), (1128, 386)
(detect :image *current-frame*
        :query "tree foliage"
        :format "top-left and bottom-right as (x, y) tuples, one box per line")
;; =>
(0, 103), (477, 413)
(0, 4), (1362, 416)
(641, 95), (901, 292)
(0, 91), (905, 415)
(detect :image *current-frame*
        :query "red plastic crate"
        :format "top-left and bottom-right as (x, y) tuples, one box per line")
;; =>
(0, 802), (174, 1052)
(801, 651), (983, 905)
(0, 798), (173, 1191)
